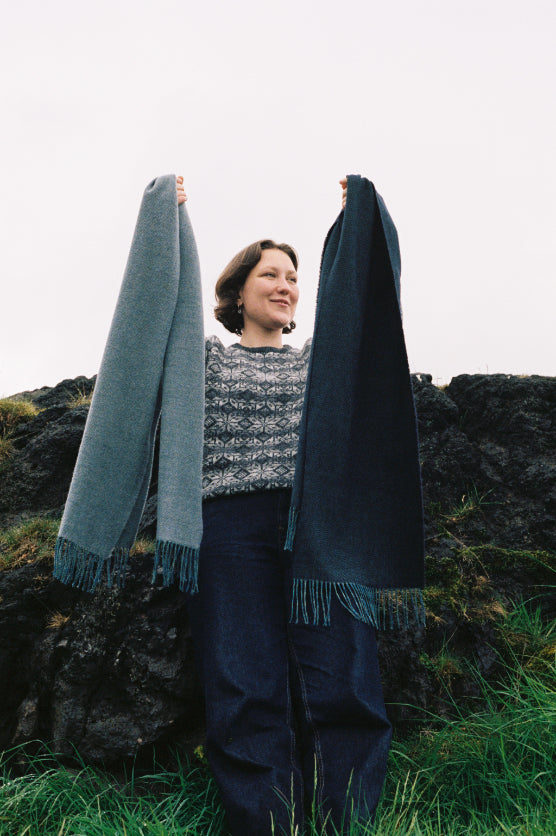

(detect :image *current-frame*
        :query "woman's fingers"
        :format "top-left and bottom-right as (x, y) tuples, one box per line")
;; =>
(339, 176), (347, 209)
(176, 175), (188, 204)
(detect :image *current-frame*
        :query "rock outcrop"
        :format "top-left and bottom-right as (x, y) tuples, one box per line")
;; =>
(0, 372), (554, 768)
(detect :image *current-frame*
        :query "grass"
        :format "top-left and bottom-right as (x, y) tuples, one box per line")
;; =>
(0, 398), (39, 468)
(0, 603), (553, 835)
(423, 540), (555, 623)
(0, 399), (38, 435)
(65, 386), (93, 408)
(0, 432), (15, 468)
(0, 517), (60, 571)
(0, 517), (155, 572)
(131, 537), (156, 556)
(440, 486), (496, 524)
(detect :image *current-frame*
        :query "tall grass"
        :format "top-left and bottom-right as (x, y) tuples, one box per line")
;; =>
(1, 607), (554, 835)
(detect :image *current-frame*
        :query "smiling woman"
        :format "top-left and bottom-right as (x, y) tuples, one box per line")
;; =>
(213, 238), (299, 343)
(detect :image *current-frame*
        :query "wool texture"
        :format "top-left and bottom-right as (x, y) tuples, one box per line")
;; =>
(53, 173), (425, 629)
(53, 174), (204, 593)
(285, 175), (426, 628)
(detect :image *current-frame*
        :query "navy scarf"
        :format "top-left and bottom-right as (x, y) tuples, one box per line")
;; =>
(286, 175), (425, 628)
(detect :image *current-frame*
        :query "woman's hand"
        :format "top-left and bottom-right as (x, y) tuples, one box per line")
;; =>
(177, 175), (188, 205)
(339, 177), (347, 210)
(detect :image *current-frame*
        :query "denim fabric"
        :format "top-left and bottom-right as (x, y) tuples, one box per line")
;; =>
(187, 489), (392, 836)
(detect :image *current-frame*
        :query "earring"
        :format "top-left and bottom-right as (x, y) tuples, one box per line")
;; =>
(237, 303), (243, 315)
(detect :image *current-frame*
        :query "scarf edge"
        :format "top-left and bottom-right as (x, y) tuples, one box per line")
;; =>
(152, 539), (199, 593)
(290, 578), (426, 630)
(53, 535), (199, 594)
(53, 535), (130, 592)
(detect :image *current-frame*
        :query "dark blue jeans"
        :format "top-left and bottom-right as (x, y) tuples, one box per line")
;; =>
(187, 489), (392, 836)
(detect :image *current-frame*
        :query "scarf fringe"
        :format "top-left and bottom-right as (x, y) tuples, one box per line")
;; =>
(290, 578), (426, 629)
(53, 536), (129, 592)
(152, 539), (199, 594)
(53, 536), (199, 594)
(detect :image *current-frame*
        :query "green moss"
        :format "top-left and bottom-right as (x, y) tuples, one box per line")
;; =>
(424, 542), (554, 625)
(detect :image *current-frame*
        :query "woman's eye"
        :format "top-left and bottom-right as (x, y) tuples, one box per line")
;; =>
(288, 276), (298, 283)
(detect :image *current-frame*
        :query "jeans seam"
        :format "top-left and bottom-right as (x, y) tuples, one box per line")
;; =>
(288, 635), (326, 827)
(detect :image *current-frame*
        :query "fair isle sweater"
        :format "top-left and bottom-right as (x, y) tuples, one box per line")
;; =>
(202, 335), (313, 500)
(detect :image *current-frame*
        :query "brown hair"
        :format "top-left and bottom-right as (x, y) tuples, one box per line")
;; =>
(214, 239), (298, 336)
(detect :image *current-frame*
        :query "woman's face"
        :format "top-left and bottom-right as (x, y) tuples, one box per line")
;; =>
(238, 248), (299, 336)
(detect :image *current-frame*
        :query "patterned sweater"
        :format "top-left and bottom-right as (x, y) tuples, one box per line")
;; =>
(202, 335), (312, 500)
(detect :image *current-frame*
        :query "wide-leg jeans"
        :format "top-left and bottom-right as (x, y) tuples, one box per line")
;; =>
(187, 488), (392, 835)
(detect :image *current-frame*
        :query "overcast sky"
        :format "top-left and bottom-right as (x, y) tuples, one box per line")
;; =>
(1, 0), (554, 398)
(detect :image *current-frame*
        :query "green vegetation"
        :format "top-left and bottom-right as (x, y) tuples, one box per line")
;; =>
(0, 474), (552, 833)
(0, 600), (553, 835)
(131, 537), (156, 556)
(0, 517), (155, 572)
(0, 398), (38, 435)
(65, 385), (93, 408)
(440, 486), (496, 524)
(0, 397), (38, 469)
(0, 516), (60, 571)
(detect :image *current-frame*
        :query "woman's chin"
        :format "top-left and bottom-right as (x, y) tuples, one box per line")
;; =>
(262, 313), (290, 331)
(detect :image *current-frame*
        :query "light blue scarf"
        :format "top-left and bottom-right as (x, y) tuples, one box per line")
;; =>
(54, 175), (204, 593)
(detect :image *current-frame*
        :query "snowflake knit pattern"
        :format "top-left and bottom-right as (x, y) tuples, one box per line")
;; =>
(202, 336), (312, 500)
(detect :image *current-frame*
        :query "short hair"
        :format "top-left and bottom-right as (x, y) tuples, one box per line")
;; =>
(214, 239), (298, 336)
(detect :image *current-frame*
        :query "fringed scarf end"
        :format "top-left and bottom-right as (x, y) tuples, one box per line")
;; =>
(290, 579), (426, 629)
(152, 539), (199, 594)
(53, 536), (129, 592)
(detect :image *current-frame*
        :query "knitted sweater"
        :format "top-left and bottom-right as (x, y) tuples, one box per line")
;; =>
(203, 335), (312, 500)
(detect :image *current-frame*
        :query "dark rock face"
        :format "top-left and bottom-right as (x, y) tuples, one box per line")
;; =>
(0, 372), (554, 767)
(0, 554), (204, 767)
(445, 374), (556, 551)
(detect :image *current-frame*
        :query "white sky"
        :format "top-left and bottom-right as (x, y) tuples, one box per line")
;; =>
(1, 0), (555, 397)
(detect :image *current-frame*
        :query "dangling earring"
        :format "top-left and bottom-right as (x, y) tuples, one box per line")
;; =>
(237, 302), (243, 315)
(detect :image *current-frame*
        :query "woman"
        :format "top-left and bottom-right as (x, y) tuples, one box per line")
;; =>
(55, 172), (424, 835)
(178, 176), (393, 835)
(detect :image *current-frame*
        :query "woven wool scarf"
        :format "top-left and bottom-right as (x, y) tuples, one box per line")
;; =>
(54, 173), (425, 630)
(285, 175), (425, 628)
(54, 175), (205, 592)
